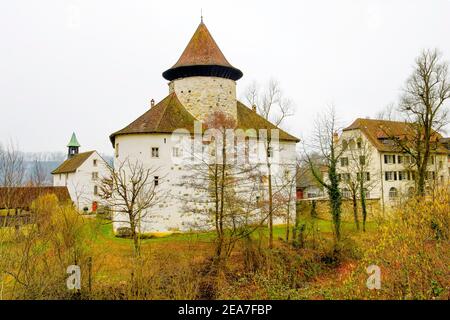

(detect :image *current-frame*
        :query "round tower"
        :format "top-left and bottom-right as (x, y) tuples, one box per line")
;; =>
(162, 21), (243, 121)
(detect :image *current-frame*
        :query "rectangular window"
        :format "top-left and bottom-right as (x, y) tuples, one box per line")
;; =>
(154, 176), (159, 186)
(115, 143), (119, 158)
(384, 155), (395, 164)
(340, 157), (349, 167)
(358, 172), (370, 181)
(94, 185), (98, 195)
(93, 159), (97, 166)
(398, 155), (403, 164)
(92, 172), (98, 180)
(151, 147), (159, 158)
(172, 147), (181, 157)
(385, 171), (394, 181)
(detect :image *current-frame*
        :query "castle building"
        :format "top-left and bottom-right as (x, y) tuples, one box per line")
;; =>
(109, 21), (299, 233)
(52, 133), (110, 212)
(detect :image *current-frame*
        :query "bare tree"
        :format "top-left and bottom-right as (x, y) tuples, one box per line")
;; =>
(392, 49), (450, 196)
(0, 141), (26, 215)
(30, 155), (50, 186)
(179, 111), (265, 263)
(99, 159), (161, 256)
(339, 133), (377, 231)
(243, 79), (295, 249)
(304, 106), (343, 242)
(375, 103), (399, 121)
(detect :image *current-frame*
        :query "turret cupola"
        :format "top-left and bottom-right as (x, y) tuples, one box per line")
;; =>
(67, 132), (80, 159)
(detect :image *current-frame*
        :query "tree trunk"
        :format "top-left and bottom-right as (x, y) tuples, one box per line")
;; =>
(352, 192), (359, 231)
(268, 162), (273, 249)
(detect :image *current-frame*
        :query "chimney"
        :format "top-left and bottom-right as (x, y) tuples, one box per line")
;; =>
(252, 104), (257, 112)
(150, 99), (155, 108)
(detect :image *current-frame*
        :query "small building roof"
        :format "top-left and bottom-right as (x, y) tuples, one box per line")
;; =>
(67, 132), (81, 147)
(162, 22), (243, 81)
(51, 151), (95, 174)
(109, 93), (299, 145)
(0, 186), (71, 209)
(343, 118), (448, 154)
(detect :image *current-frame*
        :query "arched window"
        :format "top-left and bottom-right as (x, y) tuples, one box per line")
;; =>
(389, 187), (398, 200)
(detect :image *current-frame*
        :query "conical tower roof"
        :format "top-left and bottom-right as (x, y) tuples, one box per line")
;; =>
(67, 132), (80, 147)
(162, 21), (243, 81)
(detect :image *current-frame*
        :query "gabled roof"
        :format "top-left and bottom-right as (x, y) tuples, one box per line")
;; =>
(67, 132), (80, 147)
(109, 94), (300, 145)
(343, 118), (447, 153)
(51, 151), (95, 174)
(109, 93), (197, 145)
(162, 22), (243, 81)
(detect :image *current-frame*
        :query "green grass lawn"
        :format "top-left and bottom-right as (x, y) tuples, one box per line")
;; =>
(96, 216), (377, 244)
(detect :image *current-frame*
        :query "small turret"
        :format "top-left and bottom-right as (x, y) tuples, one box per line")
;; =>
(67, 132), (80, 159)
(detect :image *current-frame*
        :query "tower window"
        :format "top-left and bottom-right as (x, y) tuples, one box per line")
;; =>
(151, 147), (159, 158)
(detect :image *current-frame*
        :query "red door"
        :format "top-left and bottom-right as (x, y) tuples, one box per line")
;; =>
(92, 201), (98, 212)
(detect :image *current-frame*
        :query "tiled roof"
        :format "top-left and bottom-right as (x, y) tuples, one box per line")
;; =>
(0, 186), (71, 209)
(109, 93), (197, 145)
(344, 118), (447, 153)
(109, 94), (299, 145)
(170, 22), (235, 69)
(236, 101), (299, 142)
(51, 151), (95, 174)
(162, 22), (243, 81)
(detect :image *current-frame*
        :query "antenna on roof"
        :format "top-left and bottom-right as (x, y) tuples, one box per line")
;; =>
(200, 9), (203, 23)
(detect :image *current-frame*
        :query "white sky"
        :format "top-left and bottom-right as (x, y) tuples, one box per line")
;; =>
(1, 0), (449, 154)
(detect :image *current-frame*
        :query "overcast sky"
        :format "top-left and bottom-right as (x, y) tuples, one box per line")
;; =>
(1, 0), (449, 154)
